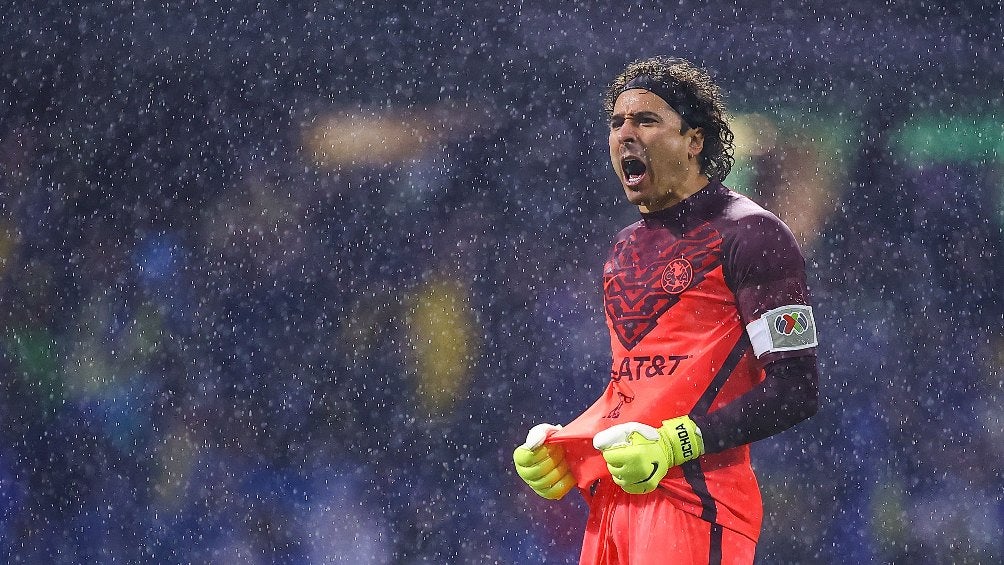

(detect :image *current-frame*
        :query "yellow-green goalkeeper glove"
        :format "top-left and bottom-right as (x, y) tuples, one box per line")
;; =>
(513, 423), (576, 500)
(592, 416), (705, 494)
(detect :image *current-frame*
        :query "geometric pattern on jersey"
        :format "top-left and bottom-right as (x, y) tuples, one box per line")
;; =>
(604, 222), (723, 350)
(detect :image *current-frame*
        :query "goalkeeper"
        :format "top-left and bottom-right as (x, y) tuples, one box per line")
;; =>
(513, 56), (819, 565)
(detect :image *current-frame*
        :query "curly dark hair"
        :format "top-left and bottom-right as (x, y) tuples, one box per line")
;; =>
(604, 56), (735, 182)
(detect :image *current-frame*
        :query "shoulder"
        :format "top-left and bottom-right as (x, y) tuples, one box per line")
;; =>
(720, 190), (791, 232)
(612, 219), (645, 244)
(717, 189), (799, 252)
(715, 189), (806, 285)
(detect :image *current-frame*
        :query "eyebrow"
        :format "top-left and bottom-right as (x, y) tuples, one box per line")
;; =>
(611, 110), (662, 120)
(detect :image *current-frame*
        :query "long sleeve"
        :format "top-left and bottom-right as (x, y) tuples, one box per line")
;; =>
(692, 355), (818, 453)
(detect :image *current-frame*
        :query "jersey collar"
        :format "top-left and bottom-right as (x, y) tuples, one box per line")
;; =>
(640, 181), (728, 229)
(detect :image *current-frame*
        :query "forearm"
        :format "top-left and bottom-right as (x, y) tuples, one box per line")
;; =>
(691, 355), (819, 453)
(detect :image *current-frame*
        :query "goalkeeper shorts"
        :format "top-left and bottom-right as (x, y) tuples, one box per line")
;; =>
(579, 478), (756, 565)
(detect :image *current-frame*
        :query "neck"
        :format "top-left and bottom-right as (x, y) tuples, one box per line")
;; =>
(638, 174), (711, 213)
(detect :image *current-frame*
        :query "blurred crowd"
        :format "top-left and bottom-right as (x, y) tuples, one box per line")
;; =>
(2, 2), (1003, 564)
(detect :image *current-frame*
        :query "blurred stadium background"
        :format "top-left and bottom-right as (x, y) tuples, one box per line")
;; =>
(1, 1), (1002, 563)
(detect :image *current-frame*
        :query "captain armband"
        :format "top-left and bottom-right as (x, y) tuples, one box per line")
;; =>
(746, 305), (818, 358)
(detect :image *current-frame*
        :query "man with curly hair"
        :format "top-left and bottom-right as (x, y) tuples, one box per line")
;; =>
(514, 57), (820, 564)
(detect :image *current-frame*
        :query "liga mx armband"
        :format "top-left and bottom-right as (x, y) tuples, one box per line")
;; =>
(745, 305), (818, 358)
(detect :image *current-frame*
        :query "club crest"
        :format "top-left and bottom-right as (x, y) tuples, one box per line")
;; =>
(604, 223), (722, 350)
(661, 258), (693, 294)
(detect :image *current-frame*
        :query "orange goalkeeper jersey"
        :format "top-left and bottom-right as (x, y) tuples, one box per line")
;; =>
(549, 181), (817, 542)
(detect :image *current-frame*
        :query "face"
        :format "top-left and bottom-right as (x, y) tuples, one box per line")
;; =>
(608, 89), (705, 212)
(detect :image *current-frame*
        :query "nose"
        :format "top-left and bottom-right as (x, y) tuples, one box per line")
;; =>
(615, 122), (637, 144)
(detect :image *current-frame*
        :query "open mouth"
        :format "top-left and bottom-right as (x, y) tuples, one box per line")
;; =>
(622, 157), (647, 186)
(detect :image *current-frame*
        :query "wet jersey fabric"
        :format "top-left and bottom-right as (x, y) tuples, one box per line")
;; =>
(549, 181), (815, 543)
(579, 479), (756, 565)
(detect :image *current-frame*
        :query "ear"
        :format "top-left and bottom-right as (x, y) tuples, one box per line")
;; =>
(688, 128), (705, 157)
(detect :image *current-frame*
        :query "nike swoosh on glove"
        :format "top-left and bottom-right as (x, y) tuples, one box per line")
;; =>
(592, 416), (704, 494)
